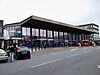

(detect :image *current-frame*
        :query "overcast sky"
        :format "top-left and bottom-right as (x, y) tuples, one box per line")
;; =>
(0, 0), (100, 26)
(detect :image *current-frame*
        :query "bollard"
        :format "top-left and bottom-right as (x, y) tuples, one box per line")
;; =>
(94, 43), (96, 47)
(78, 43), (81, 47)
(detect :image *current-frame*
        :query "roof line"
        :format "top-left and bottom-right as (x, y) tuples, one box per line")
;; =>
(4, 15), (97, 33)
(31, 15), (96, 33)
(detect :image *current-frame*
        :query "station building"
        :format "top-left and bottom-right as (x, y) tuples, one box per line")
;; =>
(3, 15), (96, 50)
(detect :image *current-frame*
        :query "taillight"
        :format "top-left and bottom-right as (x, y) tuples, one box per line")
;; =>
(17, 49), (20, 52)
(5, 54), (8, 56)
(0, 54), (3, 56)
(0, 53), (5, 56)
(16, 48), (20, 52)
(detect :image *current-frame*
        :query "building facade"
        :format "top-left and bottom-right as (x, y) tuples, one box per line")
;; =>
(78, 23), (99, 40)
(0, 20), (3, 37)
(3, 16), (96, 49)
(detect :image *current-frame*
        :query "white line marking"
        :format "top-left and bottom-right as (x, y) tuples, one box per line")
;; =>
(84, 51), (89, 53)
(69, 53), (79, 57)
(97, 65), (100, 68)
(32, 59), (61, 68)
(50, 53), (58, 55)
(84, 50), (92, 53)
(50, 52), (61, 55)
(70, 49), (76, 51)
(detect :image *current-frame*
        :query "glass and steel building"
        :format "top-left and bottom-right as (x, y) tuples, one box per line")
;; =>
(78, 23), (99, 40)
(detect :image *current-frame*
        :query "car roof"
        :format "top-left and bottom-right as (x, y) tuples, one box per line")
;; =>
(0, 49), (6, 53)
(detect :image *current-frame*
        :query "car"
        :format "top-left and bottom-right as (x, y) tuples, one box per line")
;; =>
(0, 49), (9, 62)
(16, 46), (31, 59)
(77, 40), (90, 46)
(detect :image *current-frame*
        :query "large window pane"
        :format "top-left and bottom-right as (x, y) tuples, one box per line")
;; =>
(54, 31), (58, 39)
(48, 30), (52, 38)
(32, 28), (39, 37)
(59, 32), (63, 39)
(40, 29), (46, 38)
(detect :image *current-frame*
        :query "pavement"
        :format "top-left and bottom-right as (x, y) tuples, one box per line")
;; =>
(31, 46), (79, 54)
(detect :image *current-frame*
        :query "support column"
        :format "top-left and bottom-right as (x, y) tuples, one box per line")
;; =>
(58, 31), (60, 40)
(52, 31), (54, 39)
(30, 27), (33, 52)
(52, 31), (54, 47)
(46, 29), (48, 47)
(63, 32), (65, 46)
(39, 29), (40, 39)
(63, 32), (64, 40)
(20, 25), (22, 38)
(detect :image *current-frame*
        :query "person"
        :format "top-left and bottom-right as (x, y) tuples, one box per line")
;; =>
(9, 45), (15, 62)
(43, 42), (47, 49)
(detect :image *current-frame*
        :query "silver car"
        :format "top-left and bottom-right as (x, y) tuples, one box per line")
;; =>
(0, 49), (9, 62)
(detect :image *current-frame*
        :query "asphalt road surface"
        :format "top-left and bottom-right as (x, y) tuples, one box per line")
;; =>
(0, 46), (100, 75)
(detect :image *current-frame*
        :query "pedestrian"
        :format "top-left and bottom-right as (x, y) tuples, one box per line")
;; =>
(43, 42), (47, 49)
(9, 45), (15, 62)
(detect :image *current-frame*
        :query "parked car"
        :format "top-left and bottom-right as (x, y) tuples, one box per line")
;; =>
(77, 40), (90, 46)
(0, 49), (9, 62)
(16, 46), (31, 59)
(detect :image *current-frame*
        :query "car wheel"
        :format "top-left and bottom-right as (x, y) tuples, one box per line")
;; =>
(4, 59), (8, 62)
(28, 55), (31, 59)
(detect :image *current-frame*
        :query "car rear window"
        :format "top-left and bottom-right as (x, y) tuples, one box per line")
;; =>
(82, 41), (88, 43)
(0, 49), (6, 53)
(20, 47), (28, 51)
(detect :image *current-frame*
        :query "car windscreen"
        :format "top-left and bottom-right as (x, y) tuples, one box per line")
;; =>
(82, 41), (88, 43)
(20, 47), (28, 51)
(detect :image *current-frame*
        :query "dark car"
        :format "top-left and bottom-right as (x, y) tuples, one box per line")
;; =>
(16, 46), (31, 59)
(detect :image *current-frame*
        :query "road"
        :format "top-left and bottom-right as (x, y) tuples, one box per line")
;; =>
(0, 46), (100, 75)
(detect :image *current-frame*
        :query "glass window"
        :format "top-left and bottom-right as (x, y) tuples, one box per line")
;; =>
(7, 27), (10, 36)
(54, 31), (58, 39)
(40, 29), (46, 37)
(32, 28), (39, 37)
(48, 30), (52, 38)
(59, 32), (63, 39)
(73, 34), (75, 40)
(93, 25), (99, 29)
(68, 33), (72, 40)
(64, 32), (67, 39)
(22, 27), (27, 36)
(14, 26), (21, 37)
(26, 28), (30, 36)
(32, 28), (36, 36)
(40, 29), (43, 37)
(19, 47), (28, 51)
(36, 29), (39, 37)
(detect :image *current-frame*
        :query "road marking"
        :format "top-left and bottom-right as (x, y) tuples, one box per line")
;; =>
(70, 49), (76, 51)
(69, 53), (79, 57)
(84, 50), (92, 53)
(50, 52), (61, 55)
(97, 65), (100, 68)
(32, 59), (61, 68)
(50, 53), (58, 55)
(84, 51), (89, 53)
